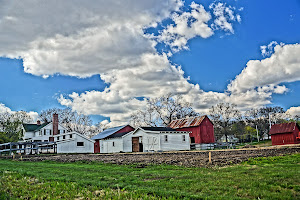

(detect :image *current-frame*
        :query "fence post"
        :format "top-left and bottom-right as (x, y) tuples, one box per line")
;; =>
(209, 151), (212, 164)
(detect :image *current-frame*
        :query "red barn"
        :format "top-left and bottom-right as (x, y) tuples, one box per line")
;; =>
(169, 115), (215, 144)
(91, 125), (134, 153)
(269, 122), (300, 145)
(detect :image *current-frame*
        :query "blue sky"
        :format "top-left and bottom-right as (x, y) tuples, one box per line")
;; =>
(0, 0), (299, 125)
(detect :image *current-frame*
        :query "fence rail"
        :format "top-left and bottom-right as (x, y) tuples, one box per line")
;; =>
(0, 141), (57, 155)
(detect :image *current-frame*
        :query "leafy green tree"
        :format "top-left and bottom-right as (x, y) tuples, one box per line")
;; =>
(230, 120), (246, 142)
(242, 126), (257, 143)
(0, 111), (32, 143)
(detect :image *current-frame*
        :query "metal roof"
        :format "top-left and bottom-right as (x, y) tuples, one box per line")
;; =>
(91, 125), (127, 140)
(141, 127), (175, 131)
(269, 122), (299, 135)
(168, 116), (207, 129)
(23, 123), (50, 132)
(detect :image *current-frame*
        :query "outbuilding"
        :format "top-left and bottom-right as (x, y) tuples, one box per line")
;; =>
(169, 115), (215, 144)
(53, 131), (95, 153)
(91, 125), (134, 153)
(269, 122), (300, 145)
(100, 127), (190, 153)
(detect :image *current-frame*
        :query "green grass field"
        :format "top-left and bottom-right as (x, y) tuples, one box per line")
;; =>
(0, 154), (299, 199)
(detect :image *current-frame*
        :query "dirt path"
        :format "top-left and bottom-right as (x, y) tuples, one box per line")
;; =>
(2, 144), (300, 167)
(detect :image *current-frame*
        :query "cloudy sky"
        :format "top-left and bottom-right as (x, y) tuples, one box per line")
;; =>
(0, 0), (299, 125)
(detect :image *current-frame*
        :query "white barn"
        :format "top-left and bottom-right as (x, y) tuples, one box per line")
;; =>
(53, 131), (94, 153)
(100, 127), (190, 153)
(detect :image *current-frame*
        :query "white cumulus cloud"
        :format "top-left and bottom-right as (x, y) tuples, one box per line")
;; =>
(2, 1), (297, 125)
(209, 2), (241, 33)
(155, 2), (213, 52)
(228, 43), (300, 93)
(286, 106), (300, 117)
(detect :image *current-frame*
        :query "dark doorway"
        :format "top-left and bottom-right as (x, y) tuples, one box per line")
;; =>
(139, 142), (143, 152)
(190, 137), (195, 143)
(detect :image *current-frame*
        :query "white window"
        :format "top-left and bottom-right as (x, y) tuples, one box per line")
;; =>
(182, 135), (186, 142)
(69, 134), (72, 138)
(39, 131), (42, 136)
(112, 142), (115, 147)
(164, 135), (168, 142)
(57, 136), (60, 141)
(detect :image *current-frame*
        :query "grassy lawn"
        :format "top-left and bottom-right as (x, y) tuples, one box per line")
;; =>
(236, 140), (272, 148)
(0, 154), (299, 199)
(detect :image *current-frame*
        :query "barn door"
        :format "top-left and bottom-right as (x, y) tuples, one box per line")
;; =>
(132, 137), (140, 152)
(94, 140), (100, 153)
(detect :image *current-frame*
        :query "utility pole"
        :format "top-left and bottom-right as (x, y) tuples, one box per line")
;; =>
(256, 125), (259, 142)
(269, 112), (272, 130)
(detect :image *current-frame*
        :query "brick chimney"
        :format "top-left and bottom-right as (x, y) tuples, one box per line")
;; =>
(53, 113), (59, 135)
(37, 120), (41, 125)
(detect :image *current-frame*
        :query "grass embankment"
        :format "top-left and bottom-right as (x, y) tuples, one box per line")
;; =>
(0, 154), (299, 199)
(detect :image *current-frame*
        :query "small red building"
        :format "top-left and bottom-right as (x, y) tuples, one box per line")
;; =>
(169, 115), (215, 144)
(92, 125), (134, 153)
(269, 122), (300, 145)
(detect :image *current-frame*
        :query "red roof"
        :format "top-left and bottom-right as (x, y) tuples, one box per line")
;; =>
(168, 115), (209, 129)
(269, 122), (299, 135)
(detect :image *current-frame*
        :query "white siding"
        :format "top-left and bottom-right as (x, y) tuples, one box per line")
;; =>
(159, 133), (190, 151)
(23, 122), (67, 142)
(122, 129), (189, 152)
(143, 133), (160, 152)
(123, 132), (133, 152)
(101, 138), (123, 153)
(23, 131), (34, 140)
(56, 132), (94, 153)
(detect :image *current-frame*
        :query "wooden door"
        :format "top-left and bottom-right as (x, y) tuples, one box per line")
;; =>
(132, 137), (140, 152)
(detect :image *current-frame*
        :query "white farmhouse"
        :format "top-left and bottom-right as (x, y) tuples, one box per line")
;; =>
(22, 114), (94, 153)
(100, 127), (190, 153)
(53, 131), (94, 153)
(22, 114), (67, 142)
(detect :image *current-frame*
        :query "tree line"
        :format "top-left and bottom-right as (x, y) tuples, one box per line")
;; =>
(0, 108), (106, 143)
(1, 94), (299, 144)
(130, 94), (300, 143)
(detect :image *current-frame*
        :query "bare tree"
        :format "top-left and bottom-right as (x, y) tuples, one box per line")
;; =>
(130, 94), (199, 127)
(39, 108), (92, 135)
(245, 106), (286, 139)
(209, 103), (241, 143)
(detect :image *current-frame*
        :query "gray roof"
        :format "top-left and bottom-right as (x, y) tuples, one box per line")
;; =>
(91, 125), (127, 140)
